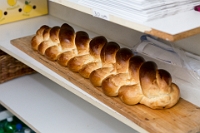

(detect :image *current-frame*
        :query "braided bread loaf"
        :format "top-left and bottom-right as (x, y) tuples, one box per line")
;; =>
(31, 23), (180, 109)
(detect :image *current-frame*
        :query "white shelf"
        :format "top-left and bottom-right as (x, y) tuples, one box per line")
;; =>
(50, 0), (200, 41)
(0, 73), (137, 133)
(0, 15), (145, 133)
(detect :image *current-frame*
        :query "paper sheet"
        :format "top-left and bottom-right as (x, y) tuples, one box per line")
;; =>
(78, 0), (200, 22)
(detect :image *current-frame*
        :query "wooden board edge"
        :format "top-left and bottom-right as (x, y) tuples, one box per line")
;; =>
(145, 27), (200, 42)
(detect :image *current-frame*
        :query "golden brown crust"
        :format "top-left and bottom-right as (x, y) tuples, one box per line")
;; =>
(140, 94), (171, 109)
(57, 51), (75, 66)
(90, 67), (115, 87)
(129, 56), (145, 81)
(138, 62), (180, 109)
(164, 83), (180, 108)
(67, 36), (107, 72)
(45, 45), (62, 61)
(57, 31), (90, 67)
(115, 48), (134, 73)
(31, 25), (50, 50)
(118, 84), (143, 105)
(44, 24), (75, 61)
(49, 26), (60, 43)
(43, 27), (51, 41)
(79, 62), (102, 78)
(36, 26), (60, 55)
(139, 61), (157, 97)
(102, 73), (130, 96)
(90, 48), (134, 87)
(36, 25), (49, 35)
(79, 42), (120, 78)
(75, 31), (90, 55)
(89, 36), (107, 59)
(31, 23), (180, 110)
(102, 56), (145, 97)
(67, 54), (94, 72)
(31, 36), (41, 51)
(100, 42), (120, 64)
(38, 41), (53, 55)
(156, 69), (172, 95)
(59, 23), (75, 50)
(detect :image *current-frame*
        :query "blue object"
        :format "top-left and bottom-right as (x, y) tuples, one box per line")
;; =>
(16, 123), (22, 130)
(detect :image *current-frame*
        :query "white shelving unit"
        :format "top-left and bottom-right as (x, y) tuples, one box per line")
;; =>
(1, 1), (200, 133)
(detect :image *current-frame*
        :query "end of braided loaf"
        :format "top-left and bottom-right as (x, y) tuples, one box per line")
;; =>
(31, 23), (180, 109)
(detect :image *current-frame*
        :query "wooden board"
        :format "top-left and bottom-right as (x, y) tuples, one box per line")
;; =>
(145, 27), (200, 42)
(11, 35), (200, 133)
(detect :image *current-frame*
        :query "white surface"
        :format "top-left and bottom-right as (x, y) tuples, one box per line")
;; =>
(0, 15), (146, 133)
(50, 0), (200, 35)
(143, 10), (200, 34)
(0, 74), (137, 133)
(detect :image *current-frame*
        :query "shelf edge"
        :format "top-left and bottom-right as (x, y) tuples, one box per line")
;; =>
(146, 27), (200, 42)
